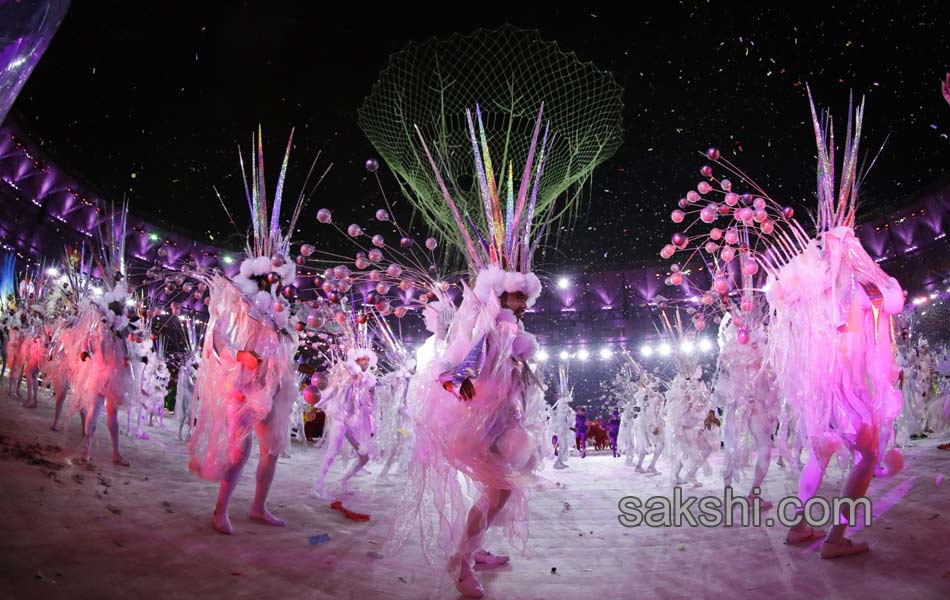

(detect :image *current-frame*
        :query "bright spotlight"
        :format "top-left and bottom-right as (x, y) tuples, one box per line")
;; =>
(577, 349), (590, 361)
(641, 345), (653, 357)
(599, 347), (613, 360)
(658, 343), (672, 356)
(698, 338), (713, 352)
(125, 298), (136, 307)
(536, 349), (549, 361)
(680, 340), (694, 354)
(91, 286), (103, 297)
(45, 267), (60, 277)
(557, 277), (570, 290)
(558, 350), (570, 361)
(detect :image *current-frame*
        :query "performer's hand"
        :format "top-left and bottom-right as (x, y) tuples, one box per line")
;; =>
(459, 378), (476, 401)
(942, 72), (950, 106)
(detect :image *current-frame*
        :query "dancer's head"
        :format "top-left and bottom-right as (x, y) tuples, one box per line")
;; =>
(500, 290), (529, 320)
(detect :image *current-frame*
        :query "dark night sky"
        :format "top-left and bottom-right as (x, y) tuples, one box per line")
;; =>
(12, 1), (950, 268)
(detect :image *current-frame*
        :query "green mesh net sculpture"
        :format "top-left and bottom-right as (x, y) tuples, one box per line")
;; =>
(358, 26), (624, 263)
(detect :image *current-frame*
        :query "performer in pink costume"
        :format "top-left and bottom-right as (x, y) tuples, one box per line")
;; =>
(187, 130), (311, 535)
(690, 91), (904, 557)
(61, 208), (142, 466)
(389, 105), (555, 599)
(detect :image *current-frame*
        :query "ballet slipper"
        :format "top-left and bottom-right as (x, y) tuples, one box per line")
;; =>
(785, 526), (825, 544)
(819, 538), (869, 559)
(249, 509), (286, 527)
(473, 550), (509, 566)
(455, 569), (484, 598)
(113, 454), (130, 467)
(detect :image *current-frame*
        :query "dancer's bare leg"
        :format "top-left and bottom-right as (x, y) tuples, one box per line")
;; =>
(821, 425), (877, 558)
(106, 400), (129, 466)
(748, 408), (774, 508)
(80, 396), (105, 462)
(786, 446), (830, 543)
(212, 408), (253, 534)
(50, 384), (68, 431)
(249, 424), (285, 527)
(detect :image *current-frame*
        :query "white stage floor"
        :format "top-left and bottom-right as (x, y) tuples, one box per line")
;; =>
(1, 386), (948, 599)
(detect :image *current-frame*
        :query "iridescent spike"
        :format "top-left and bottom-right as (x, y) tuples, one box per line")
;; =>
(271, 128), (295, 242)
(505, 162), (514, 267)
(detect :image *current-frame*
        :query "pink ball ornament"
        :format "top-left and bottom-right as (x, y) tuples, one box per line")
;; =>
(760, 219), (775, 234)
(425, 237), (438, 251)
(754, 209), (767, 223)
(376, 282), (391, 295)
(294, 321), (305, 332)
(368, 249), (384, 262)
(671, 232), (688, 249)
(387, 264), (402, 278)
(782, 206), (795, 219)
(399, 279), (413, 292)
(724, 192), (739, 206)
(316, 208), (332, 224)
(183, 282), (193, 293)
(272, 301), (284, 313)
(296, 256), (306, 266)
(740, 297), (754, 312)
(660, 244), (676, 259)
(705, 241), (719, 254)
(400, 237), (412, 248)
(697, 181), (712, 194)
(695, 319), (707, 331)
(322, 282), (335, 294)
(271, 254), (285, 268)
(686, 191), (700, 203)
(753, 197), (766, 210)
(700, 207), (716, 223)
(724, 228), (739, 245)
(336, 280), (352, 293)
(710, 228), (723, 241)
(700, 165), (713, 177)
(334, 265), (350, 279)
(193, 291), (202, 301)
(743, 260), (759, 275)
(375, 209), (389, 222)
(204, 297), (210, 306)
(671, 209), (686, 223)
(721, 246), (736, 262)
(720, 178), (732, 192)
(702, 292), (715, 305)
(394, 305), (408, 318)
(365, 158), (379, 173)
(736, 328), (750, 345)
(334, 310), (346, 325)
(714, 276), (729, 293)
(369, 270), (381, 282)
(372, 234), (385, 248)
(303, 385), (322, 405)
(738, 207), (755, 224)
(706, 147), (720, 160)
(670, 272), (684, 285)
(347, 224), (363, 237)
(664, 277), (673, 286)
(355, 256), (369, 270)
(376, 299), (391, 313)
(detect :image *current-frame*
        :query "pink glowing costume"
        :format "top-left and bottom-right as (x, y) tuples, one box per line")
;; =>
(187, 274), (298, 481)
(387, 104), (557, 598)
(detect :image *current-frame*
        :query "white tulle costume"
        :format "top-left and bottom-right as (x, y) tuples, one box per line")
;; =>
(311, 347), (378, 496)
(714, 315), (779, 500)
(665, 366), (715, 486)
(631, 372), (666, 473)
